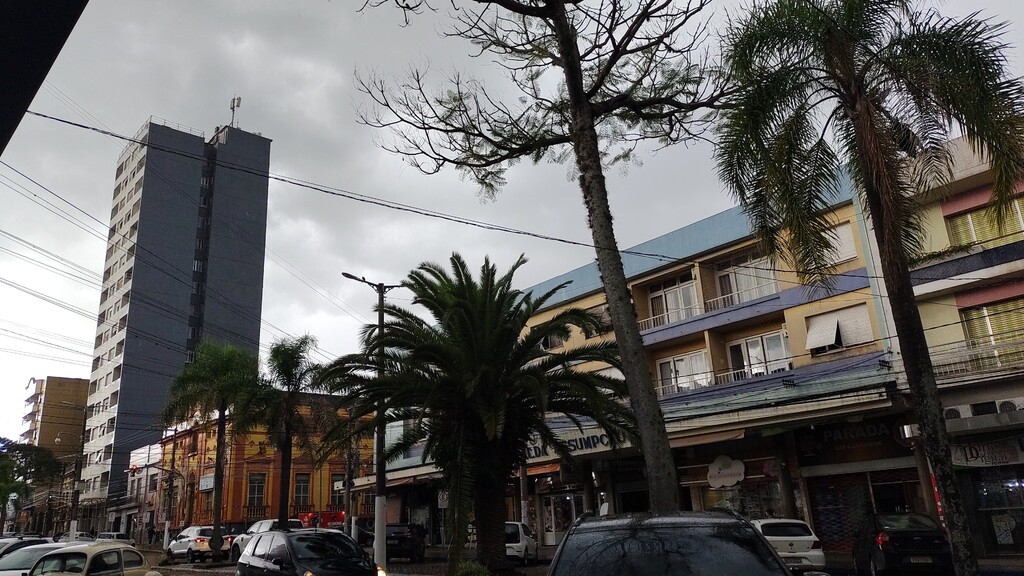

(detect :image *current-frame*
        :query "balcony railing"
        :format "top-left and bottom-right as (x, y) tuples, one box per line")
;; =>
(654, 374), (713, 397)
(705, 281), (779, 313)
(244, 505), (267, 520)
(292, 503), (314, 515)
(638, 305), (703, 332)
(928, 330), (1024, 379)
(714, 362), (793, 386)
(326, 504), (346, 513)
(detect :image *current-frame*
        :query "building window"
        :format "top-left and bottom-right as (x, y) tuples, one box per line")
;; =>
(541, 333), (566, 351)
(826, 222), (857, 264)
(149, 474), (158, 491)
(247, 473), (266, 507)
(711, 253), (777, 311)
(962, 296), (1024, 344)
(587, 304), (613, 335)
(656, 350), (711, 394)
(805, 304), (873, 355)
(725, 330), (791, 382)
(947, 199), (1024, 249)
(294, 473), (311, 506)
(648, 272), (700, 327)
(330, 474), (345, 506)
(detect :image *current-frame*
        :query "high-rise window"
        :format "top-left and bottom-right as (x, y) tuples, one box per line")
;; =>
(330, 474), (345, 506)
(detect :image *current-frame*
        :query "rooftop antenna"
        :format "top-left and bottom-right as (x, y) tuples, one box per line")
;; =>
(229, 96), (241, 128)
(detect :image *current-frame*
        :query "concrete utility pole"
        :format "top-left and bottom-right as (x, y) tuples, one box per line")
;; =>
(59, 401), (87, 541)
(342, 272), (400, 571)
(163, 427), (178, 550)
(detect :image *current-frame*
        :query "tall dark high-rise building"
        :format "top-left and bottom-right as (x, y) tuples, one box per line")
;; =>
(81, 118), (270, 514)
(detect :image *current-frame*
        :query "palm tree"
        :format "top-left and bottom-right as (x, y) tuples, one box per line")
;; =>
(163, 340), (259, 561)
(319, 253), (636, 574)
(716, 2), (1024, 574)
(237, 336), (325, 530)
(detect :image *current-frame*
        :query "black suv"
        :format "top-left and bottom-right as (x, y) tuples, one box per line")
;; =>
(236, 529), (378, 576)
(548, 511), (831, 576)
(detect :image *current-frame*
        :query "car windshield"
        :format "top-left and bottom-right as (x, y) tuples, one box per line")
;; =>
(759, 522), (813, 537)
(0, 546), (61, 570)
(197, 528), (214, 537)
(32, 552), (87, 575)
(877, 514), (939, 530)
(551, 525), (787, 576)
(291, 533), (365, 561)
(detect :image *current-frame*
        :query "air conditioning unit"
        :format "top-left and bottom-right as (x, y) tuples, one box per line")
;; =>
(997, 397), (1024, 413)
(943, 405), (971, 420)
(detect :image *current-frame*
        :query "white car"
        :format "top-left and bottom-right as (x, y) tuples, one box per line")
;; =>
(229, 519), (302, 561)
(504, 522), (538, 564)
(166, 526), (232, 563)
(96, 532), (135, 547)
(750, 518), (826, 572)
(0, 543), (66, 576)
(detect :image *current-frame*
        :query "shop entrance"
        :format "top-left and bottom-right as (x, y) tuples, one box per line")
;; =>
(541, 493), (582, 546)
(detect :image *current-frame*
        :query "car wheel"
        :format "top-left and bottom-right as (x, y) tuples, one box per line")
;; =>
(186, 549), (196, 564)
(231, 546), (240, 562)
(522, 548), (530, 566)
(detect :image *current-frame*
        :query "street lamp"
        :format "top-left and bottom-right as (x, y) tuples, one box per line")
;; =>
(342, 271), (400, 570)
(58, 400), (88, 541)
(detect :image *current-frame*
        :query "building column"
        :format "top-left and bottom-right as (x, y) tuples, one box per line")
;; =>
(778, 433), (798, 518)
(581, 460), (595, 513)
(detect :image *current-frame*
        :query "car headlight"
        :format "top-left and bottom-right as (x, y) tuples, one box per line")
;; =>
(376, 565), (387, 576)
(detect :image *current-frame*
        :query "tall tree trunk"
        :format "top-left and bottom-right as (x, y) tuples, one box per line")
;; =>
(210, 403), (228, 561)
(277, 423), (293, 525)
(473, 481), (509, 573)
(549, 0), (678, 512)
(849, 98), (979, 576)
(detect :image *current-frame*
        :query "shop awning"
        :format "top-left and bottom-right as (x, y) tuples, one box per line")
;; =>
(669, 429), (745, 448)
(515, 463), (560, 477)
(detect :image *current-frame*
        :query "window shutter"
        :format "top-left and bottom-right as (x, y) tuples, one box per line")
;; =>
(983, 297), (1024, 341)
(805, 314), (840, 350)
(836, 304), (872, 346)
(946, 213), (974, 246)
(961, 307), (989, 342)
(828, 222), (857, 263)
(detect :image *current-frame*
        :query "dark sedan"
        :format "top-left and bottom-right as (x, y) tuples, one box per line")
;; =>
(236, 529), (381, 576)
(852, 513), (953, 575)
(384, 524), (424, 563)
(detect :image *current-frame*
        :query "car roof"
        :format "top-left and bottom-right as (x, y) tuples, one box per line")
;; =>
(53, 541), (136, 554)
(572, 511), (748, 531)
(749, 518), (810, 526)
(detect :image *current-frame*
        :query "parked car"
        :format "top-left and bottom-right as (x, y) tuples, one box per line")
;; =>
(852, 513), (952, 575)
(54, 533), (94, 543)
(504, 522), (538, 564)
(384, 524), (425, 563)
(96, 533), (135, 548)
(0, 543), (65, 576)
(750, 518), (825, 573)
(166, 526), (233, 563)
(548, 511), (831, 576)
(230, 519), (303, 561)
(28, 541), (160, 576)
(0, 539), (50, 558)
(236, 528), (377, 576)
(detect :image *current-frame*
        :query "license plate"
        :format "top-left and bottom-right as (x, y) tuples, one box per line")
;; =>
(387, 539), (398, 545)
(909, 557), (932, 564)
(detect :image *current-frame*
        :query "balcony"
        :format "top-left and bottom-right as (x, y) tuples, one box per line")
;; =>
(244, 505), (268, 521)
(928, 330), (1024, 381)
(638, 304), (702, 332)
(714, 362), (792, 386)
(292, 503), (314, 515)
(705, 280), (779, 313)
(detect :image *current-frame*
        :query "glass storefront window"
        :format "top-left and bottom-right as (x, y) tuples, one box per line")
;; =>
(973, 465), (1024, 553)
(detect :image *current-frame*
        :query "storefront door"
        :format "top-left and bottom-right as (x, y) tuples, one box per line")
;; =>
(541, 493), (583, 546)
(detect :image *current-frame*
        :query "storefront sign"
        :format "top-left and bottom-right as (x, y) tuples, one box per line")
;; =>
(198, 474), (214, 492)
(952, 439), (1024, 467)
(797, 417), (912, 466)
(527, 428), (624, 461)
(707, 455), (745, 488)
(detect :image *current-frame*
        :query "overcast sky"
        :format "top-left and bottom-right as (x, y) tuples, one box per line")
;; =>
(2, 0), (1022, 441)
